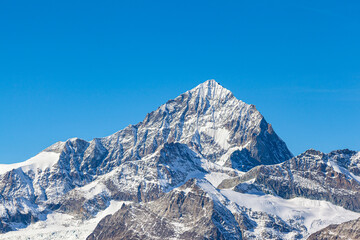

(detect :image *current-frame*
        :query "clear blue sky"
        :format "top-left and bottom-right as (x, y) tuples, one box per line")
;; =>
(0, 0), (359, 164)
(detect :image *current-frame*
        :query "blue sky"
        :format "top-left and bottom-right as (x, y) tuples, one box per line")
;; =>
(0, 0), (359, 164)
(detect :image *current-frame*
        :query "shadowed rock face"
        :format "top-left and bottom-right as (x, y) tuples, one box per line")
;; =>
(224, 148), (260, 172)
(221, 149), (360, 212)
(308, 217), (360, 240)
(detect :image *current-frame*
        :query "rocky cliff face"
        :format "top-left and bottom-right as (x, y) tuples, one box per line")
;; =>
(308, 217), (360, 240)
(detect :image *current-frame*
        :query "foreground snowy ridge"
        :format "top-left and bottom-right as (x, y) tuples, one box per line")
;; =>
(0, 80), (359, 240)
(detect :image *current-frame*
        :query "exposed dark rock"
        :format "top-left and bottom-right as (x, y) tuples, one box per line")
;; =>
(308, 217), (360, 240)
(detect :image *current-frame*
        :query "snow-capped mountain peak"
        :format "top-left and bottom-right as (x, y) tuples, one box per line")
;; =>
(187, 79), (233, 102)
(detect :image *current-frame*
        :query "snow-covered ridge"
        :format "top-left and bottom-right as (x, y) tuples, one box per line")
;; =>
(221, 189), (360, 235)
(0, 152), (60, 175)
(0, 137), (85, 175)
(186, 79), (234, 101)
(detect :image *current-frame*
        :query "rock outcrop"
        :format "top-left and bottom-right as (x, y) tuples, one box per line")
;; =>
(308, 217), (360, 240)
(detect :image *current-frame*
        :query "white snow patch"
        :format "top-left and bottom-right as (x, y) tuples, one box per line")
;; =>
(328, 160), (360, 183)
(199, 127), (230, 149)
(0, 152), (60, 175)
(220, 189), (360, 234)
(0, 200), (129, 240)
(204, 172), (231, 188)
(76, 181), (109, 199)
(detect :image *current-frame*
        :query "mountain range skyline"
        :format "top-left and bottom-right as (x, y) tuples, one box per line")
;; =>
(1, 79), (359, 165)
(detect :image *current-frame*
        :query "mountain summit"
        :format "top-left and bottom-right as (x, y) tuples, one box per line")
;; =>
(186, 79), (232, 101)
(148, 79), (293, 169)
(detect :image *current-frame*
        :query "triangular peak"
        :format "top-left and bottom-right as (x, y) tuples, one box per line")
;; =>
(194, 79), (225, 91)
(187, 79), (233, 102)
(201, 79), (220, 86)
